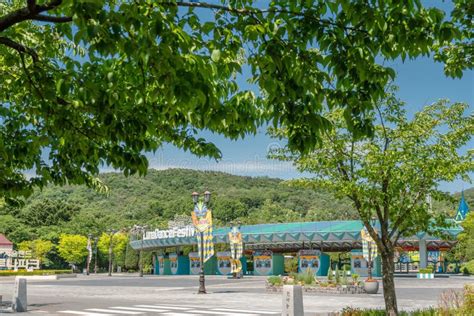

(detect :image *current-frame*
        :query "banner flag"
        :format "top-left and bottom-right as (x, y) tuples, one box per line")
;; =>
(228, 227), (243, 274)
(86, 237), (92, 265)
(361, 228), (377, 262)
(192, 201), (214, 263)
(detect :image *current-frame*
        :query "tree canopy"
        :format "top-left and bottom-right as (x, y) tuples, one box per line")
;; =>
(269, 94), (473, 314)
(1, 0), (471, 203)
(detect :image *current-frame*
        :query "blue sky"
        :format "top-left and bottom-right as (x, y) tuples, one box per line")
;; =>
(146, 53), (473, 193)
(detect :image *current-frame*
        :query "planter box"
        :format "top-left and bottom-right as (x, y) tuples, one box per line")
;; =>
(417, 273), (434, 279)
(265, 282), (365, 295)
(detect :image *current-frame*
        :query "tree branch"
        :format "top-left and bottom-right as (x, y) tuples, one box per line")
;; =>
(0, 36), (38, 62)
(389, 191), (422, 239)
(0, 0), (66, 32)
(34, 14), (72, 23)
(160, 1), (369, 35)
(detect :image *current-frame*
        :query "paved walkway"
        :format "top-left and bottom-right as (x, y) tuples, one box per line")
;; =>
(0, 274), (471, 315)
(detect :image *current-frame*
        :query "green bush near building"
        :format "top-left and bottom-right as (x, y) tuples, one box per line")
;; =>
(461, 260), (474, 275)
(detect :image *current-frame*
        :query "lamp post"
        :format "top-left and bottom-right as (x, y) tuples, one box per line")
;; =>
(131, 225), (148, 277)
(94, 236), (99, 274)
(192, 191), (211, 294)
(86, 234), (92, 276)
(108, 229), (118, 277)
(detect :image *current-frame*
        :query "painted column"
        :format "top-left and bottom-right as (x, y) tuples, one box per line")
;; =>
(419, 239), (428, 269)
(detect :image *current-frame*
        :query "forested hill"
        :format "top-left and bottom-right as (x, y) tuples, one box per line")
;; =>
(0, 168), (469, 244)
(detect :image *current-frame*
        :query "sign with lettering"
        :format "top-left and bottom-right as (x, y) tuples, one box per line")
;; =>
(144, 226), (195, 240)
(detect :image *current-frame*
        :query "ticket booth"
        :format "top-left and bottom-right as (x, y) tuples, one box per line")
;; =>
(157, 254), (171, 275)
(188, 252), (217, 275)
(350, 249), (381, 277)
(253, 250), (284, 276)
(298, 250), (330, 276)
(169, 253), (190, 275)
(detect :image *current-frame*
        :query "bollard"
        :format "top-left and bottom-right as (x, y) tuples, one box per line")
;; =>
(282, 285), (304, 316)
(13, 278), (27, 312)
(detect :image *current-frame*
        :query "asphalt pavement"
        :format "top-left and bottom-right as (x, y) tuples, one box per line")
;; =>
(0, 274), (471, 315)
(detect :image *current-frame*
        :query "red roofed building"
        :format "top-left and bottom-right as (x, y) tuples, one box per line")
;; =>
(0, 234), (13, 255)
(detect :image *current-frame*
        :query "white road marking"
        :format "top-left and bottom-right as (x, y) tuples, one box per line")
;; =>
(211, 308), (279, 314)
(186, 310), (256, 315)
(160, 313), (201, 316)
(109, 307), (168, 312)
(136, 305), (191, 310)
(86, 308), (144, 314)
(58, 311), (114, 316)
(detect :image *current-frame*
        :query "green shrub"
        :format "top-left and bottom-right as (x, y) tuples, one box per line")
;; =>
(0, 269), (72, 276)
(327, 267), (333, 281)
(267, 276), (282, 286)
(461, 260), (474, 275)
(302, 268), (315, 285)
(284, 257), (298, 274)
(419, 268), (433, 274)
(351, 273), (360, 284)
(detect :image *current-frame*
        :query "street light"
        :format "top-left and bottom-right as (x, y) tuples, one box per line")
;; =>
(192, 191), (211, 294)
(94, 236), (99, 274)
(131, 225), (148, 277)
(107, 229), (118, 277)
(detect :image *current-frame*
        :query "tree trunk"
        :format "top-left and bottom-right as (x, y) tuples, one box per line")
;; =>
(381, 249), (398, 315)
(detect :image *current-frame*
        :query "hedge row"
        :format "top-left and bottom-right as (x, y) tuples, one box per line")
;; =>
(0, 269), (72, 276)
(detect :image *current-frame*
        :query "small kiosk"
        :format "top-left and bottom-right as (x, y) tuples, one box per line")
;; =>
(350, 249), (381, 277)
(298, 249), (330, 276)
(157, 254), (171, 275)
(169, 253), (190, 275)
(188, 252), (217, 275)
(253, 250), (284, 276)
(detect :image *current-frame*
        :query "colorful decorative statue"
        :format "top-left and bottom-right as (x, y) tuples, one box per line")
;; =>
(192, 201), (214, 262)
(228, 226), (243, 275)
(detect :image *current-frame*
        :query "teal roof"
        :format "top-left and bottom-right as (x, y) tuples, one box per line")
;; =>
(130, 220), (462, 250)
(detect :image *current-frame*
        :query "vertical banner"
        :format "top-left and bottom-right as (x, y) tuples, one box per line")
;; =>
(189, 252), (201, 275)
(361, 228), (377, 262)
(228, 227), (243, 274)
(254, 250), (273, 275)
(192, 201), (214, 262)
(169, 253), (178, 275)
(298, 250), (320, 274)
(217, 251), (232, 275)
(86, 236), (92, 268)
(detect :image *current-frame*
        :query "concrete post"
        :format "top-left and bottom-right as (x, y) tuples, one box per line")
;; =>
(282, 285), (304, 316)
(419, 239), (428, 269)
(13, 278), (27, 312)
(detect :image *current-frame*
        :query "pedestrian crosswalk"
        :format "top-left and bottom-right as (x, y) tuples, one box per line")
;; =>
(56, 304), (280, 316)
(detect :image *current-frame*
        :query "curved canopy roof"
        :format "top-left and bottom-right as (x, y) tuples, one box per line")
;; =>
(130, 220), (462, 252)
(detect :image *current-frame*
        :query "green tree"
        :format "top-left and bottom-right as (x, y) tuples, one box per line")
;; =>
(57, 234), (88, 268)
(19, 239), (54, 267)
(0, 1), (469, 203)
(19, 199), (80, 227)
(98, 232), (128, 269)
(270, 95), (473, 314)
(455, 212), (474, 261)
